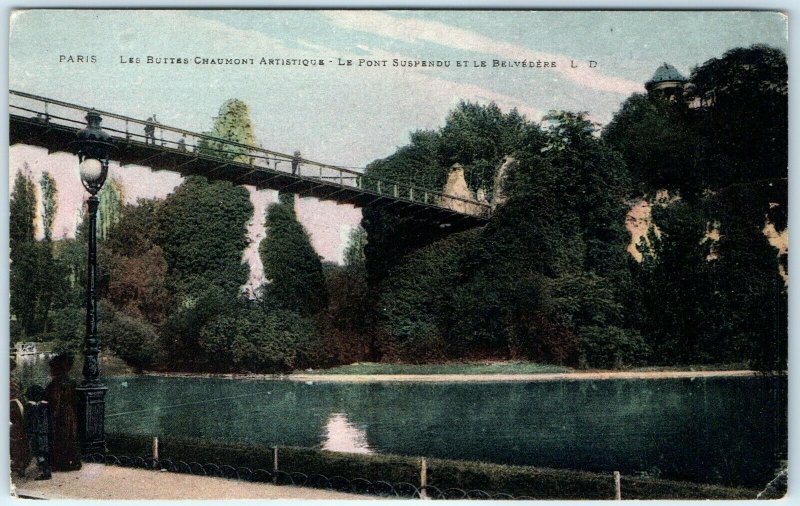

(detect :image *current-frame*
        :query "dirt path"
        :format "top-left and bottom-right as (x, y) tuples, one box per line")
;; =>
(12, 463), (374, 500)
(289, 370), (760, 383)
(143, 369), (761, 383)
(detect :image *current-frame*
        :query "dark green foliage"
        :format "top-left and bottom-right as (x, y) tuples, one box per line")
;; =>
(160, 279), (235, 369)
(45, 305), (84, 355)
(634, 202), (726, 364)
(105, 433), (756, 499)
(10, 170), (61, 340)
(39, 172), (58, 241)
(155, 176), (252, 297)
(448, 113), (634, 365)
(199, 305), (318, 373)
(576, 326), (648, 369)
(196, 98), (257, 161)
(362, 102), (544, 286)
(712, 180), (787, 371)
(343, 225), (367, 268)
(317, 263), (376, 365)
(10, 241), (44, 339)
(364, 105), (638, 367)
(602, 46), (788, 370)
(361, 129), (450, 285)
(104, 199), (171, 324)
(10, 169), (36, 247)
(603, 94), (704, 198)
(687, 45), (787, 187)
(10, 170), (38, 341)
(378, 229), (480, 360)
(440, 101), (529, 170)
(102, 304), (163, 371)
(540, 112), (633, 277)
(51, 238), (87, 309)
(259, 200), (328, 315)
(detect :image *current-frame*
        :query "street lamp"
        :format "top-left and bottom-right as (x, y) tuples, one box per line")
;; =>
(72, 109), (113, 455)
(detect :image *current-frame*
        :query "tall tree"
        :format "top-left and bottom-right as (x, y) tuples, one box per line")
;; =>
(156, 99), (258, 368)
(197, 98), (258, 162)
(712, 181), (787, 370)
(10, 169), (38, 341)
(33, 172), (60, 334)
(97, 177), (125, 240)
(104, 199), (171, 324)
(155, 176), (252, 298)
(603, 94), (704, 198)
(10, 168), (36, 248)
(343, 225), (368, 268)
(259, 199), (328, 315)
(634, 201), (724, 364)
(39, 171), (58, 241)
(687, 45), (787, 187)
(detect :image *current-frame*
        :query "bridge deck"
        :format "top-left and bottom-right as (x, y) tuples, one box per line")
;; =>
(10, 91), (490, 227)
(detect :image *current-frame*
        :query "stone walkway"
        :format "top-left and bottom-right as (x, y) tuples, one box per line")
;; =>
(12, 463), (374, 500)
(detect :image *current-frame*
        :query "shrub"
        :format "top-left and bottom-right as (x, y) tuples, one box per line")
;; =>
(102, 306), (164, 371)
(46, 305), (84, 355)
(160, 280), (235, 369)
(199, 306), (318, 373)
(577, 325), (649, 369)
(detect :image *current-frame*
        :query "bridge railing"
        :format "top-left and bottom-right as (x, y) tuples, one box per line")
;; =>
(10, 90), (491, 218)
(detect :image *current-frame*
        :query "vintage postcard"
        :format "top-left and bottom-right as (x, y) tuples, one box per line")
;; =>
(7, 9), (788, 500)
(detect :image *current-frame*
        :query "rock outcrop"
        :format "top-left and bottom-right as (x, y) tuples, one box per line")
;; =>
(492, 156), (516, 209)
(441, 163), (484, 215)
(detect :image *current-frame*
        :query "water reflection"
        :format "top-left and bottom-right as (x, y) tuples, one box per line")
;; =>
(322, 413), (373, 454)
(100, 376), (786, 488)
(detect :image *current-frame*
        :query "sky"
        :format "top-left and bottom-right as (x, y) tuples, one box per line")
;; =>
(9, 10), (788, 167)
(7, 10), (789, 286)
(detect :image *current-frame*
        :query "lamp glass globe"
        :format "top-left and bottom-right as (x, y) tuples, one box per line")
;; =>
(79, 158), (104, 185)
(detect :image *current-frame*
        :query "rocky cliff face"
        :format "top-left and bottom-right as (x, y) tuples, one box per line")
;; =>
(624, 190), (787, 284)
(440, 157), (516, 216)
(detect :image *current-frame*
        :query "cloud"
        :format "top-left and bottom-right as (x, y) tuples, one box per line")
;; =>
(325, 11), (643, 96)
(364, 46), (543, 120)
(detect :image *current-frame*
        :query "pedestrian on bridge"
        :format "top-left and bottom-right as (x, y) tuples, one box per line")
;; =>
(144, 115), (156, 145)
(292, 150), (301, 175)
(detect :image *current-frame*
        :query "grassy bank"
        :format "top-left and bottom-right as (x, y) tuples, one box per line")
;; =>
(300, 361), (570, 375)
(105, 433), (758, 500)
(296, 361), (761, 376)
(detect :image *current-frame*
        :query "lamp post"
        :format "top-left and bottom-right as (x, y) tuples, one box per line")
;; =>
(72, 109), (113, 455)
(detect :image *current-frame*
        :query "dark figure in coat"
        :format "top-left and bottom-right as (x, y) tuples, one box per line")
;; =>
(45, 354), (82, 471)
(10, 373), (31, 477)
(23, 385), (51, 480)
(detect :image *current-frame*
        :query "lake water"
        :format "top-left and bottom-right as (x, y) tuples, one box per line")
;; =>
(100, 374), (786, 488)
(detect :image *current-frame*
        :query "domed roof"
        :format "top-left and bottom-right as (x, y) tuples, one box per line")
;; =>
(646, 63), (687, 86)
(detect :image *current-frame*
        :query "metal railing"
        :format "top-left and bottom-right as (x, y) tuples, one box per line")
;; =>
(10, 90), (492, 219)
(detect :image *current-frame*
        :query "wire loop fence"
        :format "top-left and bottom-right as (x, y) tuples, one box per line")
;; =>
(83, 452), (535, 499)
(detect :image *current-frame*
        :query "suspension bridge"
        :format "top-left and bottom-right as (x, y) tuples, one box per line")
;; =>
(9, 91), (491, 228)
